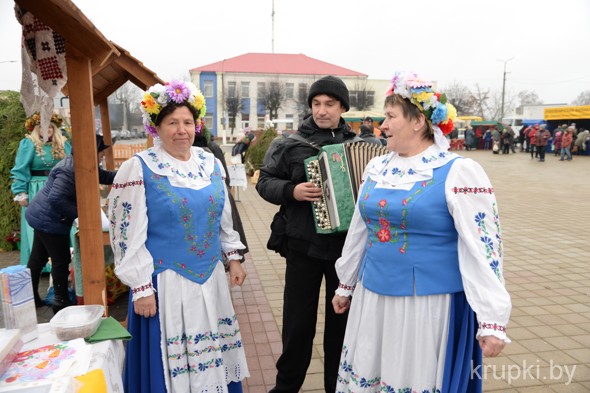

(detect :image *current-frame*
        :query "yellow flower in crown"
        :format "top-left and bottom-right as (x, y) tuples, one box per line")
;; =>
(140, 80), (207, 137)
(141, 93), (160, 115)
(25, 112), (63, 131)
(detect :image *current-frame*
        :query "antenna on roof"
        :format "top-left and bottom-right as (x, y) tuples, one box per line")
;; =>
(271, 0), (275, 53)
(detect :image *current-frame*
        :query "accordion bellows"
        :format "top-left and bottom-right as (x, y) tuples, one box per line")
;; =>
(305, 142), (388, 233)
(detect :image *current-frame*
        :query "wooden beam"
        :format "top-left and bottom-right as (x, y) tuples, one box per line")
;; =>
(93, 74), (128, 104)
(98, 99), (115, 171)
(65, 44), (107, 310)
(15, 0), (117, 67)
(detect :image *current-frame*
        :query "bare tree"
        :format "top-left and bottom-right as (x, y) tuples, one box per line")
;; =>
(108, 81), (142, 131)
(261, 81), (286, 120)
(294, 82), (310, 118)
(571, 90), (590, 106)
(350, 80), (374, 111)
(472, 84), (490, 119)
(225, 94), (242, 135)
(517, 90), (543, 106)
(444, 81), (476, 116)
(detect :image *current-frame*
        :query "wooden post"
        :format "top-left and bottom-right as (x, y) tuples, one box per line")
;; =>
(66, 47), (107, 310)
(99, 99), (115, 171)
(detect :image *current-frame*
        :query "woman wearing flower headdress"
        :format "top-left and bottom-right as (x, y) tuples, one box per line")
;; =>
(331, 72), (511, 392)
(10, 113), (71, 267)
(107, 80), (249, 393)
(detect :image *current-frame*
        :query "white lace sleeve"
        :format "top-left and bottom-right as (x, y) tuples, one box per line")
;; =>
(447, 158), (512, 342)
(107, 157), (155, 301)
(334, 160), (378, 297)
(220, 183), (246, 261)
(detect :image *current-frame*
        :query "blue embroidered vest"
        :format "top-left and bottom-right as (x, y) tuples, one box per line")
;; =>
(140, 157), (225, 285)
(359, 158), (463, 296)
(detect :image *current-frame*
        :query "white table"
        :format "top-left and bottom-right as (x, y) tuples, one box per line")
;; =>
(0, 323), (124, 393)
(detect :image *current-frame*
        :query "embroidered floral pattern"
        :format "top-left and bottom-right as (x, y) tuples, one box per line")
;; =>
(150, 167), (224, 279)
(422, 151), (450, 164)
(478, 321), (506, 333)
(166, 315), (243, 378)
(337, 346), (441, 393)
(450, 186), (494, 195)
(147, 149), (207, 180)
(330, 151), (347, 173)
(110, 196), (132, 260)
(111, 179), (144, 189)
(474, 204), (503, 281)
(361, 178), (434, 253)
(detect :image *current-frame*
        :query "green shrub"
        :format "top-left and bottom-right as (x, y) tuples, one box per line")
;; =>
(0, 91), (26, 251)
(244, 127), (279, 175)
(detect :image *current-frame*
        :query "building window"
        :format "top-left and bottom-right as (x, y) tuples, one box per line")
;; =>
(203, 80), (214, 98)
(257, 82), (265, 96)
(228, 81), (236, 98)
(286, 114), (294, 130)
(367, 91), (375, 106)
(286, 83), (294, 99)
(241, 82), (250, 98)
(241, 114), (250, 129)
(298, 83), (307, 96)
(203, 113), (213, 129)
(257, 116), (266, 129)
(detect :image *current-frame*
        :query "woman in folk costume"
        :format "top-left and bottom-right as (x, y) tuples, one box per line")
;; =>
(108, 80), (249, 392)
(10, 112), (71, 266)
(332, 72), (511, 393)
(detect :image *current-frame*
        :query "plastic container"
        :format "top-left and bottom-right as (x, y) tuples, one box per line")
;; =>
(50, 305), (104, 341)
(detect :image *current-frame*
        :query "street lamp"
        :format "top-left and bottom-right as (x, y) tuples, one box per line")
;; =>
(0, 60), (17, 64)
(498, 57), (515, 121)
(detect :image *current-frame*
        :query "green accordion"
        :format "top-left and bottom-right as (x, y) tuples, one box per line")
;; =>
(304, 141), (388, 234)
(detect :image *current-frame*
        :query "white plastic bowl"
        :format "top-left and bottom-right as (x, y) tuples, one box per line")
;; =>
(50, 305), (105, 341)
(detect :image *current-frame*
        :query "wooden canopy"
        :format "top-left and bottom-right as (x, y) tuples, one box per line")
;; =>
(14, 0), (163, 309)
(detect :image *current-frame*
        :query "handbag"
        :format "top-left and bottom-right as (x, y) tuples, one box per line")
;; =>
(266, 206), (288, 257)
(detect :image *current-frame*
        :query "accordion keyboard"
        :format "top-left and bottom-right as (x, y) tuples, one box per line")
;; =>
(306, 159), (333, 230)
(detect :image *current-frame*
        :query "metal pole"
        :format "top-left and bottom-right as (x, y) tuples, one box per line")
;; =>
(500, 57), (515, 120)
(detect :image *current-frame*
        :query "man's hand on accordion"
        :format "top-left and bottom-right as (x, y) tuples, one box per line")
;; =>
(293, 181), (323, 202)
(332, 295), (351, 314)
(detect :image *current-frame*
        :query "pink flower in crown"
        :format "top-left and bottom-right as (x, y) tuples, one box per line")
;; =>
(166, 80), (191, 104)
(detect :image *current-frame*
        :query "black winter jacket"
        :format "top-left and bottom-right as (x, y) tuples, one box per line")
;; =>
(256, 116), (360, 261)
(26, 155), (116, 235)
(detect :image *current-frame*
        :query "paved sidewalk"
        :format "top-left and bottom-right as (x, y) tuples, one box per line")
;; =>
(2, 149), (589, 392)
(232, 150), (590, 392)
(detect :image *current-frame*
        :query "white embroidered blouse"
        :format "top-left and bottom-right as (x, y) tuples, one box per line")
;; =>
(335, 144), (512, 341)
(107, 145), (244, 301)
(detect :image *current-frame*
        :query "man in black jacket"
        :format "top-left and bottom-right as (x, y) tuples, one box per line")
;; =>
(256, 76), (357, 393)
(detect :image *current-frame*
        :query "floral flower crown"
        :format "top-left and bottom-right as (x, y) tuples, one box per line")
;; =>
(385, 71), (457, 135)
(25, 112), (64, 132)
(140, 80), (207, 137)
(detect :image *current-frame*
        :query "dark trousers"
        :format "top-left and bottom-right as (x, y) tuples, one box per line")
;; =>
(538, 146), (546, 161)
(28, 230), (71, 307)
(270, 247), (348, 393)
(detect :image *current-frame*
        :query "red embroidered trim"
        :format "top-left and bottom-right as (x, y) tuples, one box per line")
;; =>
(112, 180), (144, 189)
(451, 186), (494, 195)
(132, 283), (153, 294)
(478, 322), (506, 333)
(338, 283), (355, 291)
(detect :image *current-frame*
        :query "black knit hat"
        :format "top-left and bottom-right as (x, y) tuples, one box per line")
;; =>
(307, 76), (350, 111)
(96, 134), (111, 153)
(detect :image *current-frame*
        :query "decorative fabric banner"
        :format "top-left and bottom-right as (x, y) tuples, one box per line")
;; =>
(15, 5), (67, 140)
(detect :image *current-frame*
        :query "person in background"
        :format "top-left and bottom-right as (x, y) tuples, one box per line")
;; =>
(465, 126), (475, 151)
(108, 80), (249, 393)
(529, 124), (539, 159)
(332, 71), (511, 392)
(256, 76), (357, 393)
(574, 128), (589, 155)
(10, 112), (71, 266)
(362, 115), (382, 138)
(560, 126), (574, 161)
(193, 126), (250, 261)
(25, 135), (115, 313)
(553, 126), (563, 156)
(535, 125), (551, 162)
(358, 124), (383, 146)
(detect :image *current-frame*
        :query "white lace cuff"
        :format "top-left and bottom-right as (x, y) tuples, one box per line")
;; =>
(131, 282), (156, 302)
(13, 193), (28, 202)
(334, 282), (355, 297)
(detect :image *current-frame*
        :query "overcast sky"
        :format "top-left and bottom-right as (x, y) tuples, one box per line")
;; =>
(1, 0), (589, 106)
